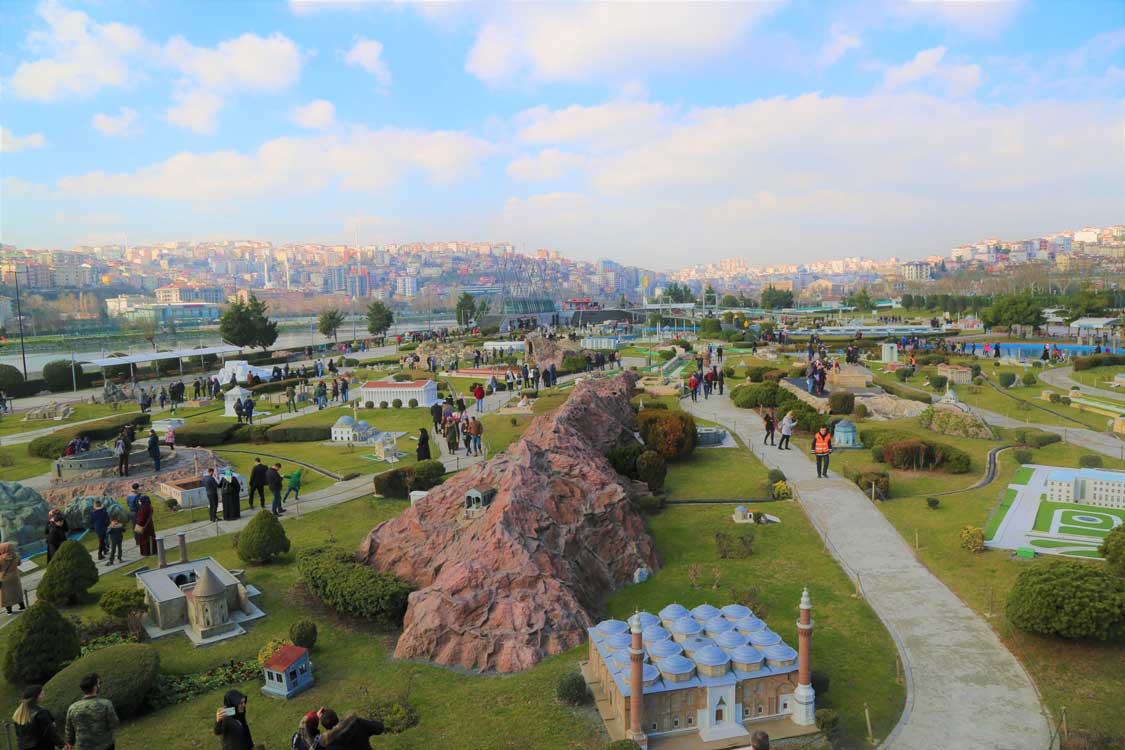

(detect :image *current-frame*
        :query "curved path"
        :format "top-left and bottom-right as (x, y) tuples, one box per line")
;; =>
(932, 445), (1010, 496)
(1040, 365), (1124, 403)
(683, 393), (1053, 750)
(968, 405), (1124, 461)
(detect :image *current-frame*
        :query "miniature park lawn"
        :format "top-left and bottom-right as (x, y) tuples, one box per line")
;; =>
(0, 391), (908, 749)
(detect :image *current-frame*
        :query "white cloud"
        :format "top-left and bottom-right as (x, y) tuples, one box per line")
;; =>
(57, 126), (495, 200)
(92, 107), (140, 136)
(165, 32), (303, 93)
(883, 46), (981, 97)
(465, 4), (775, 85)
(516, 101), (671, 151)
(506, 149), (586, 182)
(819, 24), (862, 66)
(163, 90), (223, 135)
(0, 127), (47, 152)
(7, 0), (153, 101)
(345, 39), (391, 90)
(292, 99), (336, 130)
(2, 177), (50, 197)
(897, 0), (1025, 37)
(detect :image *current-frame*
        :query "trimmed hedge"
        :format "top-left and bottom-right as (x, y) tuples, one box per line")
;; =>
(27, 412), (151, 458)
(879, 380), (933, 404)
(827, 391), (854, 415)
(297, 548), (414, 626)
(1073, 353), (1125, 371)
(42, 359), (82, 392)
(637, 409), (697, 461)
(373, 467), (415, 499)
(1079, 454), (1104, 468)
(174, 421), (239, 447)
(231, 424), (271, 443)
(42, 643), (160, 719)
(2, 601), (79, 685)
(99, 585), (147, 619)
(1011, 428), (1061, 448)
(1006, 558), (1125, 640)
(876, 438), (972, 474)
(0, 364), (24, 394)
(636, 450), (667, 491)
(266, 424), (331, 443)
(411, 460), (446, 491)
(998, 372), (1016, 388)
(37, 540), (99, 605)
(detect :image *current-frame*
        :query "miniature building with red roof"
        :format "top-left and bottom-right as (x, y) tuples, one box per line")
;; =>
(358, 379), (439, 408)
(262, 644), (314, 699)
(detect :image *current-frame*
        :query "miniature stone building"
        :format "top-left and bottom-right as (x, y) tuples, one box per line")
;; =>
(160, 473), (248, 509)
(695, 427), (728, 447)
(23, 402), (73, 421)
(582, 593), (817, 748)
(136, 553), (264, 645)
(358, 379), (439, 407)
(936, 363), (973, 385)
(880, 343), (898, 362)
(826, 365), (873, 389)
(262, 644), (314, 699)
(832, 419), (861, 448)
(463, 486), (497, 519)
(331, 415), (378, 443)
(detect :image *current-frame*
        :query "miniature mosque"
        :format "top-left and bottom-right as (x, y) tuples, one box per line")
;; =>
(582, 592), (817, 749)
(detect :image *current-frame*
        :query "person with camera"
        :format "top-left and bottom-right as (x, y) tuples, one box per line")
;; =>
(213, 690), (259, 750)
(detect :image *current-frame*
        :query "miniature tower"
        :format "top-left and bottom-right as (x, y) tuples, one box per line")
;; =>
(627, 612), (649, 748)
(792, 587), (816, 725)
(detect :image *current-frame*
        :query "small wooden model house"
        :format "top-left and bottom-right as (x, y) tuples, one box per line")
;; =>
(261, 644), (314, 699)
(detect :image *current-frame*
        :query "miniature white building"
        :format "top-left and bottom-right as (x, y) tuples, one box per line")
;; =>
(224, 387), (253, 417)
(331, 415), (378, 443)
(216, 360), (276, 384)
(1045, 468), (1125, 508)
(358, 379), (439, 408)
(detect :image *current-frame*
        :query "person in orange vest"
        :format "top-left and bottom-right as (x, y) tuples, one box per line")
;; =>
(812, 425), (833, 478)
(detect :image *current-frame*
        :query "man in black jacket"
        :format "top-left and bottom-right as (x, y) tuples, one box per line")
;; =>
(267, 463), (285, 516)
(319, 709), (384, 750)
(248, 458), (267, 510)
(202, 468), (220, 522)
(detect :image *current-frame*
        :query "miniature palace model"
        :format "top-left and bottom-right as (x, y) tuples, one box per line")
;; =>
(358, 379), (439, 407)
(582, 591), (816, 749)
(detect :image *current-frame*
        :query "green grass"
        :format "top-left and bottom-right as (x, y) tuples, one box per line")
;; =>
(873, 439), (1125, 737)
(0, 448), (53, 481)
(479, 412), (533, 455)
(1031, 501), (1124, 537)
(984, 489), (1018, 541)
(0, 402), (148, 437)
(664, 448), (770, 500)
(1011, 467), (1033, 485)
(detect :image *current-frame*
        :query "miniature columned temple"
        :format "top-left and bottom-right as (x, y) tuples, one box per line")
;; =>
(582, 590), (816, 748)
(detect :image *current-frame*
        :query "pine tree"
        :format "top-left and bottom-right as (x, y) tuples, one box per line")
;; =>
(37, 540), (98, 606)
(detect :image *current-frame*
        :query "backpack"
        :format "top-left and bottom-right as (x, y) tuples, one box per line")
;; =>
(292, 730), (323, 750)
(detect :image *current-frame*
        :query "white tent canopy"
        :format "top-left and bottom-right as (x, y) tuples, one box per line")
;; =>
(82, 344), (243, 368)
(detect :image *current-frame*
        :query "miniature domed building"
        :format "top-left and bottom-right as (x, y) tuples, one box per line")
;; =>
(603, 631), (633, 652)
(693, 644), (732, 678)
(714, 630), (750, 652)
(596, 619), (629, 637)
(647, 638), (684, 660)
(691, 603), (721, 621)
(721, 604), (752, 621)
(331, 415), (378, 443)
(186, 566), (232, 641)
(656, 654), (696, 683)
(734, 614), (766, 634)
(763, 643), (798, 668)
(659, 603), (690, 624)
(833, 418), (860, 448)
(642, 625), (671, 644)
(749, 628), (781, 647)
(682, 635), (715, 657)
(636, 611), (660, 630)
(731, 644), (765, 672)
(668, 615), (703, 642)
(704, 615), (734, 637)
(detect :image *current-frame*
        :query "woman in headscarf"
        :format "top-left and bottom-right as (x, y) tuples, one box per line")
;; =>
(0, 542), (26, 615)
(220, 470), (242, 521)
(134, 495), (156, 556)
(11, 684), (62, 750)
(213, 689), (253, 750)
(416, 428), (430, 461)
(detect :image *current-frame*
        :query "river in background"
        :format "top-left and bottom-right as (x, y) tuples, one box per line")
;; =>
(0, 316), (457, 376)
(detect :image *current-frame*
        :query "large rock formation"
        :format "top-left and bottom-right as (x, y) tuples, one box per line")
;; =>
(524, 333), (586, 372)
(358, 372), (659, 673)
(0, 482), (50, 554)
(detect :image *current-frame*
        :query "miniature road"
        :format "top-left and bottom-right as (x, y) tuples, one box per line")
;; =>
(968, 405), (1125, 461)
(1040, 365), (1124, 403)
(682, 392), (1054, 750)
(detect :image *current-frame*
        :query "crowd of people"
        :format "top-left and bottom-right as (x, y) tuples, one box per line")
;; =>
(427, 397), (485, 458)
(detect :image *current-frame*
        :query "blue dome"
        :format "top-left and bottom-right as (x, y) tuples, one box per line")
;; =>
(692, 644), (731, 668)
(691, 604), (721, 621)
(636, 612), (660, 630)
(734, 615), (766, 634)
(730, 645), (764, 666)
(721, 604), (752, 621)
(610, 652), (631, 671)
(647, 639), (684, 659)
(334, 415), (356, 426)
(658, 654), (696, 675)
(605, 632), (632, 650)
(642, 625), (671, 643)
(735, 505), (747, 514)
(659, 603), (689, 621)
(668, 617), (703, 636)
(356, 420), (370, 430)
(763, 643), (798, 662)
(682, 635), (715, 655)
(596, 619), (629, 637)
(749, 629), (781, 647)
(714, 630), (749, 650)
(704, 616), (734, 636)
(642, 663), (661, 682)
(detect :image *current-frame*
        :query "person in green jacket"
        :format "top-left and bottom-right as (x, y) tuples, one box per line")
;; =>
(285, 385), (297, 414)
(64, 673), (118, 750)
(283, 468), (303, 503)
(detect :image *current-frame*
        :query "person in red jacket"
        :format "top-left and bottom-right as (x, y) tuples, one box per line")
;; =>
(473, 383), (486, 413)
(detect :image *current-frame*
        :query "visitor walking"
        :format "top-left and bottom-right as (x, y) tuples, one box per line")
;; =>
(203, 468), (220, 522)
(64, 673), (119, 750)
(762, 412), (776, 446)
(473, 383), (485, 413)
(283, 468), (303, 504)
(0, 542), (26, 615)
(147, 430), (161, 472)
(91, 500), (109, 560)
(248, 458), (268, 509)
(220, 470), (242, 521)
(106, 519), (124, 566)
(243, 396), (255, 425)
(416, 428), (431, 461)
(778, 411), (794, 450)
(45, 513), (67, 563)
(134, 495), (156, 557)
(318, 708), (384, 750)
(286, 385), (297, 413)
(233, 398), (244, 424)
(213, 690), (254, 750)
(268, 463), (285, 516)
(11, 684), (62, 749)
(812, 425), (833, 478)
(165, 426), (176, 453)
(113, 431), (129, 477)
(470, 417), (483, 456)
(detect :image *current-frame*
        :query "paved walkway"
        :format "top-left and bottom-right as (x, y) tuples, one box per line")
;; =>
(682, 393), (1053, 750)
(968, 405), (1125, 461)
(1040, 365), (1124, 403)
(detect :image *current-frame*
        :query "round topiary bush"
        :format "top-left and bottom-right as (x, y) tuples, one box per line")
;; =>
(289, 619), (318, 650)
(37, 540), (99, 605)
(636, 409), (697, 461)
(380, 401), (389, 409)
(408, 398), (418, 408)
(854, 402), (869, 419)
(827, 391), (854, 415)
(99, 585), (147, 619)
(410, 460), (446, 491)
(998, 372), (1016, 388)
(42, 359), (81, 392)
(1079, 454), (1104, 468)
(1021, 372), (1037, 387)
(2, 600), (80, 685)
(392, 398), (403, 408)
(928, 374), (948, 391)
(41, 643), (159, 719)
(767, 468), (786, 484)
(364, 401), (375, 409)
(636, 449), (667, 491)
(1006, 558), (1125, 640)
(0, 364), (24, 394)
(556, 671), (591, 705)
(236, 510), (291, 564)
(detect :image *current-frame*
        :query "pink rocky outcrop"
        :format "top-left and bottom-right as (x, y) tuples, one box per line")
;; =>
(524, 333), (588, 372)
(358, 372), (659, 673)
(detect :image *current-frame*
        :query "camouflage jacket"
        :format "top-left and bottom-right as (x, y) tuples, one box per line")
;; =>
(65, 697), (118, 750)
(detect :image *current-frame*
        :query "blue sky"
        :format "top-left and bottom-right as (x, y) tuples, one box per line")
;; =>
(1, 0), (1122, 269)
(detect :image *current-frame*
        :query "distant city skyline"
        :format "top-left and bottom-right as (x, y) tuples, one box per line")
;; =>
(2, 1), (1123, 266)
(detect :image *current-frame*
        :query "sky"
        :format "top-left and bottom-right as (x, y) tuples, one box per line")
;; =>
(1, 0), (1123, 270)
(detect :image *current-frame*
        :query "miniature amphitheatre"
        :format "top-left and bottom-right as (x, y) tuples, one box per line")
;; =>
(0, 317), (1122, 750)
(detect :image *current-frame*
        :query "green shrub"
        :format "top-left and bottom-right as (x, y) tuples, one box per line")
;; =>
(607, 444), (644, 479)
(928, 374), (948, 391)
(236, 510), (291, 564)
(878, 438), (971, 474)
(380, 401), (389, 409)
(844, 467), (889, 497)
(767, 468), (786, 484)
(1079, 454), (1104, 468)
(2, 600), (80, 685)
(959, 525), (985, 552)
(764, 369), (787, 382)
(607, 741), (643, 750)
(1021, 372), (1037, 387)
(637, 494), (665, 514)
(1013, 449), (1033, 464)
(916, 354), (947, 366)
(42, 643), (159, 719)
(746, 366), (771, 382)
(998, 372), (1016, 388)
(854, 402), (869, 419)
(297, 548), (413, 626)
(895, 368), (911, 382)
(731, 382), (779, 409)
(1100, 525), (1125, 578)
(636, 450), (667, 491)
(658, 350), (676, 362)
(99, 585), (147, 619)
(556, 671), (591, 705)
(373, 467), (416, 499)
(1006, 558), (1125, 640)
(859, 429), (915, 449)
(42, 359), (82, 392)
(815, 708), (841, 742)
(1073, 353), (1125, 371)
(365, 695), (419, 734)
(0, 364), (25, 394)
(289, 619), (318, 650)
(1011, 428), (1061, 448)
(266, 424), (331, 442)
(27, 412), (151, 458)
(392, 398), (403, 408)
(636, 409), (696, 460)
(173, 421), (239, 447)
(364, 401), (375, 409)
(1048, 392), (1061, 403)
(408, 398), (418, 408)
(37, 540), (99, 605)
(561, 354), (589, 373)
(926, 497), (940, 510)
(827, 391), (854, 415)
(392, 372), (414, 381)
(410, 460), (446, 491)
(231, 424), (271, 443)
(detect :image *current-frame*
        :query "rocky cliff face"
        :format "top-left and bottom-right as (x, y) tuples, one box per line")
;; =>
(357, 372), (659, 673)
(524, 334), (585, 372)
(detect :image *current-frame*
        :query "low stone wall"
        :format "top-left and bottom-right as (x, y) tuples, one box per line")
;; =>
(779, 380), (830, 414)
